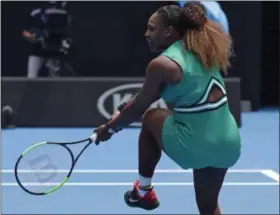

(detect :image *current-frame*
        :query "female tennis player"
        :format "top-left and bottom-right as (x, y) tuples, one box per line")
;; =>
(94, 2), (241, 214)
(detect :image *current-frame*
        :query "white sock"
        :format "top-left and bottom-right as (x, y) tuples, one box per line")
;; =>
(138, 175), (152, 197)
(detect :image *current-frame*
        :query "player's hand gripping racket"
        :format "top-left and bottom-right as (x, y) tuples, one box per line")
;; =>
(14, 133), (97, 195)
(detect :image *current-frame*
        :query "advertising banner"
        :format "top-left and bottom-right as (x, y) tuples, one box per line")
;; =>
(2, 77), (241, 128)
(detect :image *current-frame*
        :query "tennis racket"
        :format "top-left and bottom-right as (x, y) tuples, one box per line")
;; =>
(14, 133), (97, 195)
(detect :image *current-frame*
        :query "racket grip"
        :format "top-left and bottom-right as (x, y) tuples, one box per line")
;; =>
(90, 133), (97, 142)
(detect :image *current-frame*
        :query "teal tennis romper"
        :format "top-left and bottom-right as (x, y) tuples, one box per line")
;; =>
(160, 41), (241, 170)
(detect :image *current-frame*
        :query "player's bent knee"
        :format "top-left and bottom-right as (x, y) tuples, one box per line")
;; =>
(142, 108), (170, 127)
(142, 109), (160, 134)
(141, 108), (171, 150)
(142, 108), (158, 124)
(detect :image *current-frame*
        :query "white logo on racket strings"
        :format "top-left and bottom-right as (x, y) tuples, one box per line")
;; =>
(28, 154), (58, 183)
(97, 83), (167, 126)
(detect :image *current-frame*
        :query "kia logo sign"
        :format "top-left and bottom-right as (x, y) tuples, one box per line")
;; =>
(97, 83), (168, 127)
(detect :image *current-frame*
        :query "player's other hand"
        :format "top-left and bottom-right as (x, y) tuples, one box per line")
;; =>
(94, 124), (113, 145)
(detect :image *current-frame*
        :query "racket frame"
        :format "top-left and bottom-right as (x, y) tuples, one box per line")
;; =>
(14, 135), (96, 195)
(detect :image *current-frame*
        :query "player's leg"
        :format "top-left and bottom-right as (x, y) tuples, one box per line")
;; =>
(124, 108), (171, 210)
(193, 167), (228, 215)
(138, 108), (170, 177)
(27, 55), (45, 78)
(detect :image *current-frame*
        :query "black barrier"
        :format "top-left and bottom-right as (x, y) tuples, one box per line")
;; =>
(1, 77), (241, 127)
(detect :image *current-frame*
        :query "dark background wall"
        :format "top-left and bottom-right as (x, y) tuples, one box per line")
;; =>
(260, 2), (279, 107)
(1, 1), (279, 108)
(1, 1), (162, 77)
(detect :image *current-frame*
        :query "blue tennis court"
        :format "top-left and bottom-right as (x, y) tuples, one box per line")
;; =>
(2, 109), (279, 214)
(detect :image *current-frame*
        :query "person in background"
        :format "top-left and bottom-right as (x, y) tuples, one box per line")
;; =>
(177, 0), (229, 33)
(22, 1), (72, 78)
(1, 105), (14, 129)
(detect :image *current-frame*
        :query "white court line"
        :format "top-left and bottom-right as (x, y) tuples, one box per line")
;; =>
(1, 169), (266, 174)
(1, 182), (279, 186)
(261, 170), (280, 182)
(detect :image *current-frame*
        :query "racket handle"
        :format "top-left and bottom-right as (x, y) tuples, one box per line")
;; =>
(90, 133), (97, 142)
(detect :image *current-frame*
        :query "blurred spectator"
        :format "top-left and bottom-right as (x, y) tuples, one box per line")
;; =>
(1, 105), (14, 129)
(177, 1), (229, 33)
(22, 1), (72, 78)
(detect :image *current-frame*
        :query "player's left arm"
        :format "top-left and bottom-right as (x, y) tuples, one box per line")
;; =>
(107, 57), (166, 131)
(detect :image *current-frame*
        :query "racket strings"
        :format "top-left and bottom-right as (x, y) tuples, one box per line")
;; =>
(16, 144), (72, 194)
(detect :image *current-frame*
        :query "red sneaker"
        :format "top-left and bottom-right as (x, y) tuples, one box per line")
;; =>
(124, 180), (160, 210)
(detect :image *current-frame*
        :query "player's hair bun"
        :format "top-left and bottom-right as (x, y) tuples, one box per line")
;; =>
(180, 1), (208, 29)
